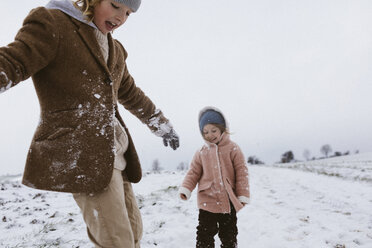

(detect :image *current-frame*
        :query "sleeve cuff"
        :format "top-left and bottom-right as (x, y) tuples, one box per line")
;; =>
(178, 186), (191, 200)
(154, 121), (173, 137)
(238, 196), (250, 204)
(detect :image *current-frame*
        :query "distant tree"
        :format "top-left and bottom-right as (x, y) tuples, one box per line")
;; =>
(247, 156), (257, 165)
(334, 151), (342, 157)
(344, 151), (350, 156)
(281, 151), (294, 163)
(247, 156), (264, 165)
(177, 162), (188, 171)
(303, 149), (311, 161)
(320, 144), (332, 158)
(355, 150), (359, 154)
(151, 159), (162, 173)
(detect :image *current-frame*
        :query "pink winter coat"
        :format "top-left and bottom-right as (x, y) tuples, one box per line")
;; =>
(179, 133), (250, 213)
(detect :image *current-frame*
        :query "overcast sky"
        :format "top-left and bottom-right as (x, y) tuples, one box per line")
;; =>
(0, 0), (372, 175)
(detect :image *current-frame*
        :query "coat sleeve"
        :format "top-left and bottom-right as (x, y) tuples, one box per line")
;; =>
(231, 144), (250, 199)
(0, 7), (59, 93)
(179, 150), (203, 199)
(116, 44), (170, 136)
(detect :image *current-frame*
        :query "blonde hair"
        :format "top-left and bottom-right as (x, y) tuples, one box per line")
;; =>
(202, 123), (230, 138)
(214, 124), (228, 134)
(74, 0), (103, 21)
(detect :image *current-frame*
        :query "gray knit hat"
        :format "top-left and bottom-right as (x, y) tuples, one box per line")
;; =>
(114, 0), (141, 12)
(199, 109), (226, 132)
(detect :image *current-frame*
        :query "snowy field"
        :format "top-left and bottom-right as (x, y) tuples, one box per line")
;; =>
(273, 152), (372, 183)
(1, 154), (372, 247)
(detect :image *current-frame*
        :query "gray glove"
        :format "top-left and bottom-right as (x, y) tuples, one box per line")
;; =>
(162, 129), (180, 150)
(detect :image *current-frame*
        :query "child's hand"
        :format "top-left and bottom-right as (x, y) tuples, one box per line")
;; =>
(238, 196), (250, 206)
(180, 193), (187, 200)
(162, 129), (180, 150)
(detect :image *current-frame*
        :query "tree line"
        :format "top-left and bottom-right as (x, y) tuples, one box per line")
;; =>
(248, 144), (359, 164)
(149, 144), (359, 171)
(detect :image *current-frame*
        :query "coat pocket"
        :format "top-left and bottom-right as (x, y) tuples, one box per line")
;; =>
(49, 107), (80, 114)
(198, 181), (213, 192)
(226, 177), (236, 190)
(197, 181), (217, 203)
(47, 127), (74, 140)
(36, 127), (74, 141)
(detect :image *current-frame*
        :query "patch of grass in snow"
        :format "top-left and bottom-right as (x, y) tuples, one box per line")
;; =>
(333, 244), (346, 248)
(163, 185), (178, 192)
(39, 222), (58, 233)
(137, 185), (179, 209)
(8, 221), (83, 248)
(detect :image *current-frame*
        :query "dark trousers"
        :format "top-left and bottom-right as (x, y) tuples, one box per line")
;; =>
(196, 205), (238, 248)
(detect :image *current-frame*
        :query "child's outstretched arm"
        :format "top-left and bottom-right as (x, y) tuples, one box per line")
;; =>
(116, 45), (179, 150)
(178, 151), (202, 200)
(0, 8), (58, 93)
(232, 145), (250, 205)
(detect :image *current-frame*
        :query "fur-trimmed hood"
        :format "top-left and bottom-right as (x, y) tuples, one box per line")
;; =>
(46, 0), (97, 29)
(198, 106), (230, 145)
(198, 106), (229, 130)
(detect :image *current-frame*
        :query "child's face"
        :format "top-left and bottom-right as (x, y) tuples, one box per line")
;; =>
(202, 124), (222, 144)
(93, 0), (132, 34)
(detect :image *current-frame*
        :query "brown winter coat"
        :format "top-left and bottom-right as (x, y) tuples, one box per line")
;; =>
(0, 7), (168, 193)
(181, 133), (250, 213)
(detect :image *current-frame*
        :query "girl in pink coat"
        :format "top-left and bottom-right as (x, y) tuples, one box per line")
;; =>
(179, 106), (250, 248)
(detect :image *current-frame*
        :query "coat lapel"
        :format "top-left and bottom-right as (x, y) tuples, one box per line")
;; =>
(71, 18), (111, 76)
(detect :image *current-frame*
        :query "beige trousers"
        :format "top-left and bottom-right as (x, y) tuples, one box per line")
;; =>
(73, 169), (143, 248)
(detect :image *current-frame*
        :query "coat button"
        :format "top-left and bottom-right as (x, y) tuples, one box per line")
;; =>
(105, 77), (113, 85)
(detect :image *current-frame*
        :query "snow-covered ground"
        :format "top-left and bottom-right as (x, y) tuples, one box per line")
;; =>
(1, 154), (372, 247)
(273, 152), (372, 183)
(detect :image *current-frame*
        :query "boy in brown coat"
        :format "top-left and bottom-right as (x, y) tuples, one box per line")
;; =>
(0, 0), (179, 247)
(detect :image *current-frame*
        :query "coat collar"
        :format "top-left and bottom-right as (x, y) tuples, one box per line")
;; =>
(47, 0), (118, 76)
(204, 132), (230, 148)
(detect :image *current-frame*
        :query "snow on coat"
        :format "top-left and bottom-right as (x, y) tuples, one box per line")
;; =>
(0, 6), (169, 193)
